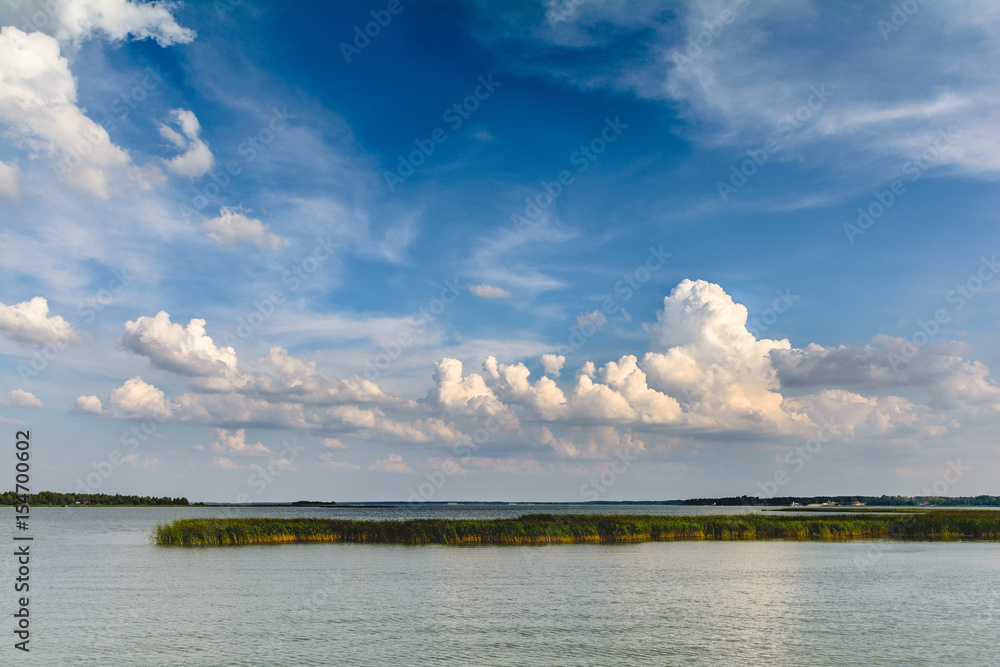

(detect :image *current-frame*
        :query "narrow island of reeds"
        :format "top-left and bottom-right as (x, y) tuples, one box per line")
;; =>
(154, 510), (1000, 546)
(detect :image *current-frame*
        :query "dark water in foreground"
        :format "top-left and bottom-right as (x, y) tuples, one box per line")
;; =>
(3, 505), (999, 665)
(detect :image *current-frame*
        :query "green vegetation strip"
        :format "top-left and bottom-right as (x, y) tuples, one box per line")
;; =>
(3, 492), (189, 506)
(155, 511), (1000, 546)
(763, 507), (928, 513)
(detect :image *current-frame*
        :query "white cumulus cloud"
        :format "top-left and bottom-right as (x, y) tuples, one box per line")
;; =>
(0, 1), (192, 198)
(1, 389), (43, 408)
(160, 109), (214, 178)
(74, 395), (105, 415)
(121, 311), (238, 378)
(202, 207), (283, 250)
(0, 27), (159, 198)
(75, 279), (1000, 466)
(368, 453), (413, 474)
(0, 296), (79, 345)
(540, 353), (565, 377)
(109, 376), (172, 419)
(209, 428), (272, 456)
(425, 357), (514, 420)
(319, 436), (347, 449)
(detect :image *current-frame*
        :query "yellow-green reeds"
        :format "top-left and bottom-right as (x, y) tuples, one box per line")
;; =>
(154, 510), (1000, 546)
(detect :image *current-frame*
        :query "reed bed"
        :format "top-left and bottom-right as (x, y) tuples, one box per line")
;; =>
(766, 507), (925, 513)
(154, 510), (1000, 546)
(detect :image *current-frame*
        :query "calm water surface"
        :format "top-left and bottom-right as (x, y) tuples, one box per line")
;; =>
(4, 505), (999, 665)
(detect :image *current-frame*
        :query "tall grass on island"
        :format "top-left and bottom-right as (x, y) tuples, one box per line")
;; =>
(155, 510), (1000, 546)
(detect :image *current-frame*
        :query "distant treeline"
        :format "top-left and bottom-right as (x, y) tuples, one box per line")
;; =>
(2, 491), (189, 506)
(684, 495), (1000, 507)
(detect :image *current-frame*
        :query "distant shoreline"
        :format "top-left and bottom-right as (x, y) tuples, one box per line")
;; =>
(7, 492), (1000, 508)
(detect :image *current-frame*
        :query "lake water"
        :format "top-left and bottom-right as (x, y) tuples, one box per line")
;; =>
(4, 505), (999, 665)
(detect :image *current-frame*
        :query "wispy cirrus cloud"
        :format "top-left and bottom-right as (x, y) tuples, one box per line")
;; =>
(474, 1), (1000, 179)
(470, 283), (512, 299)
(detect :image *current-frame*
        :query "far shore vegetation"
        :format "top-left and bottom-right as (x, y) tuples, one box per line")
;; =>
(155, 510), (1000, 547)
(8, 492), (1000, 508)
(684, 495), (1000, 507)
(2, 492), (190, 506)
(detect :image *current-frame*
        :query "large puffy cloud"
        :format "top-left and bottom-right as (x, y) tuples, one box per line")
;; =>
(159, 109), (213, 178)
(593, 355), (682, 424)
(478, 354), (681, 425)
(121, 312), (238, 378)
(427, 279), (959, 442)
(79, 280), (1000, 462)
(120, 313), (401, 405)
(0, 27), (157, 198)
(540, 353), (565, 377)
(0, 1), (193, 198)
(444, 280), (796, 432)
(84, 315), (455, 443)
(563, 369), (635, 422)
(202, 207), (283, 250)
(109, 375), (172, 419)
(425, 357), (513, 420)
(0, 296), (79, 345)
(483, 356), (568, 421)
(639, 279), (802, 431)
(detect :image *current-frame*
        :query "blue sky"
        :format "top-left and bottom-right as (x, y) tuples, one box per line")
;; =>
(1, 0), (999, 502)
